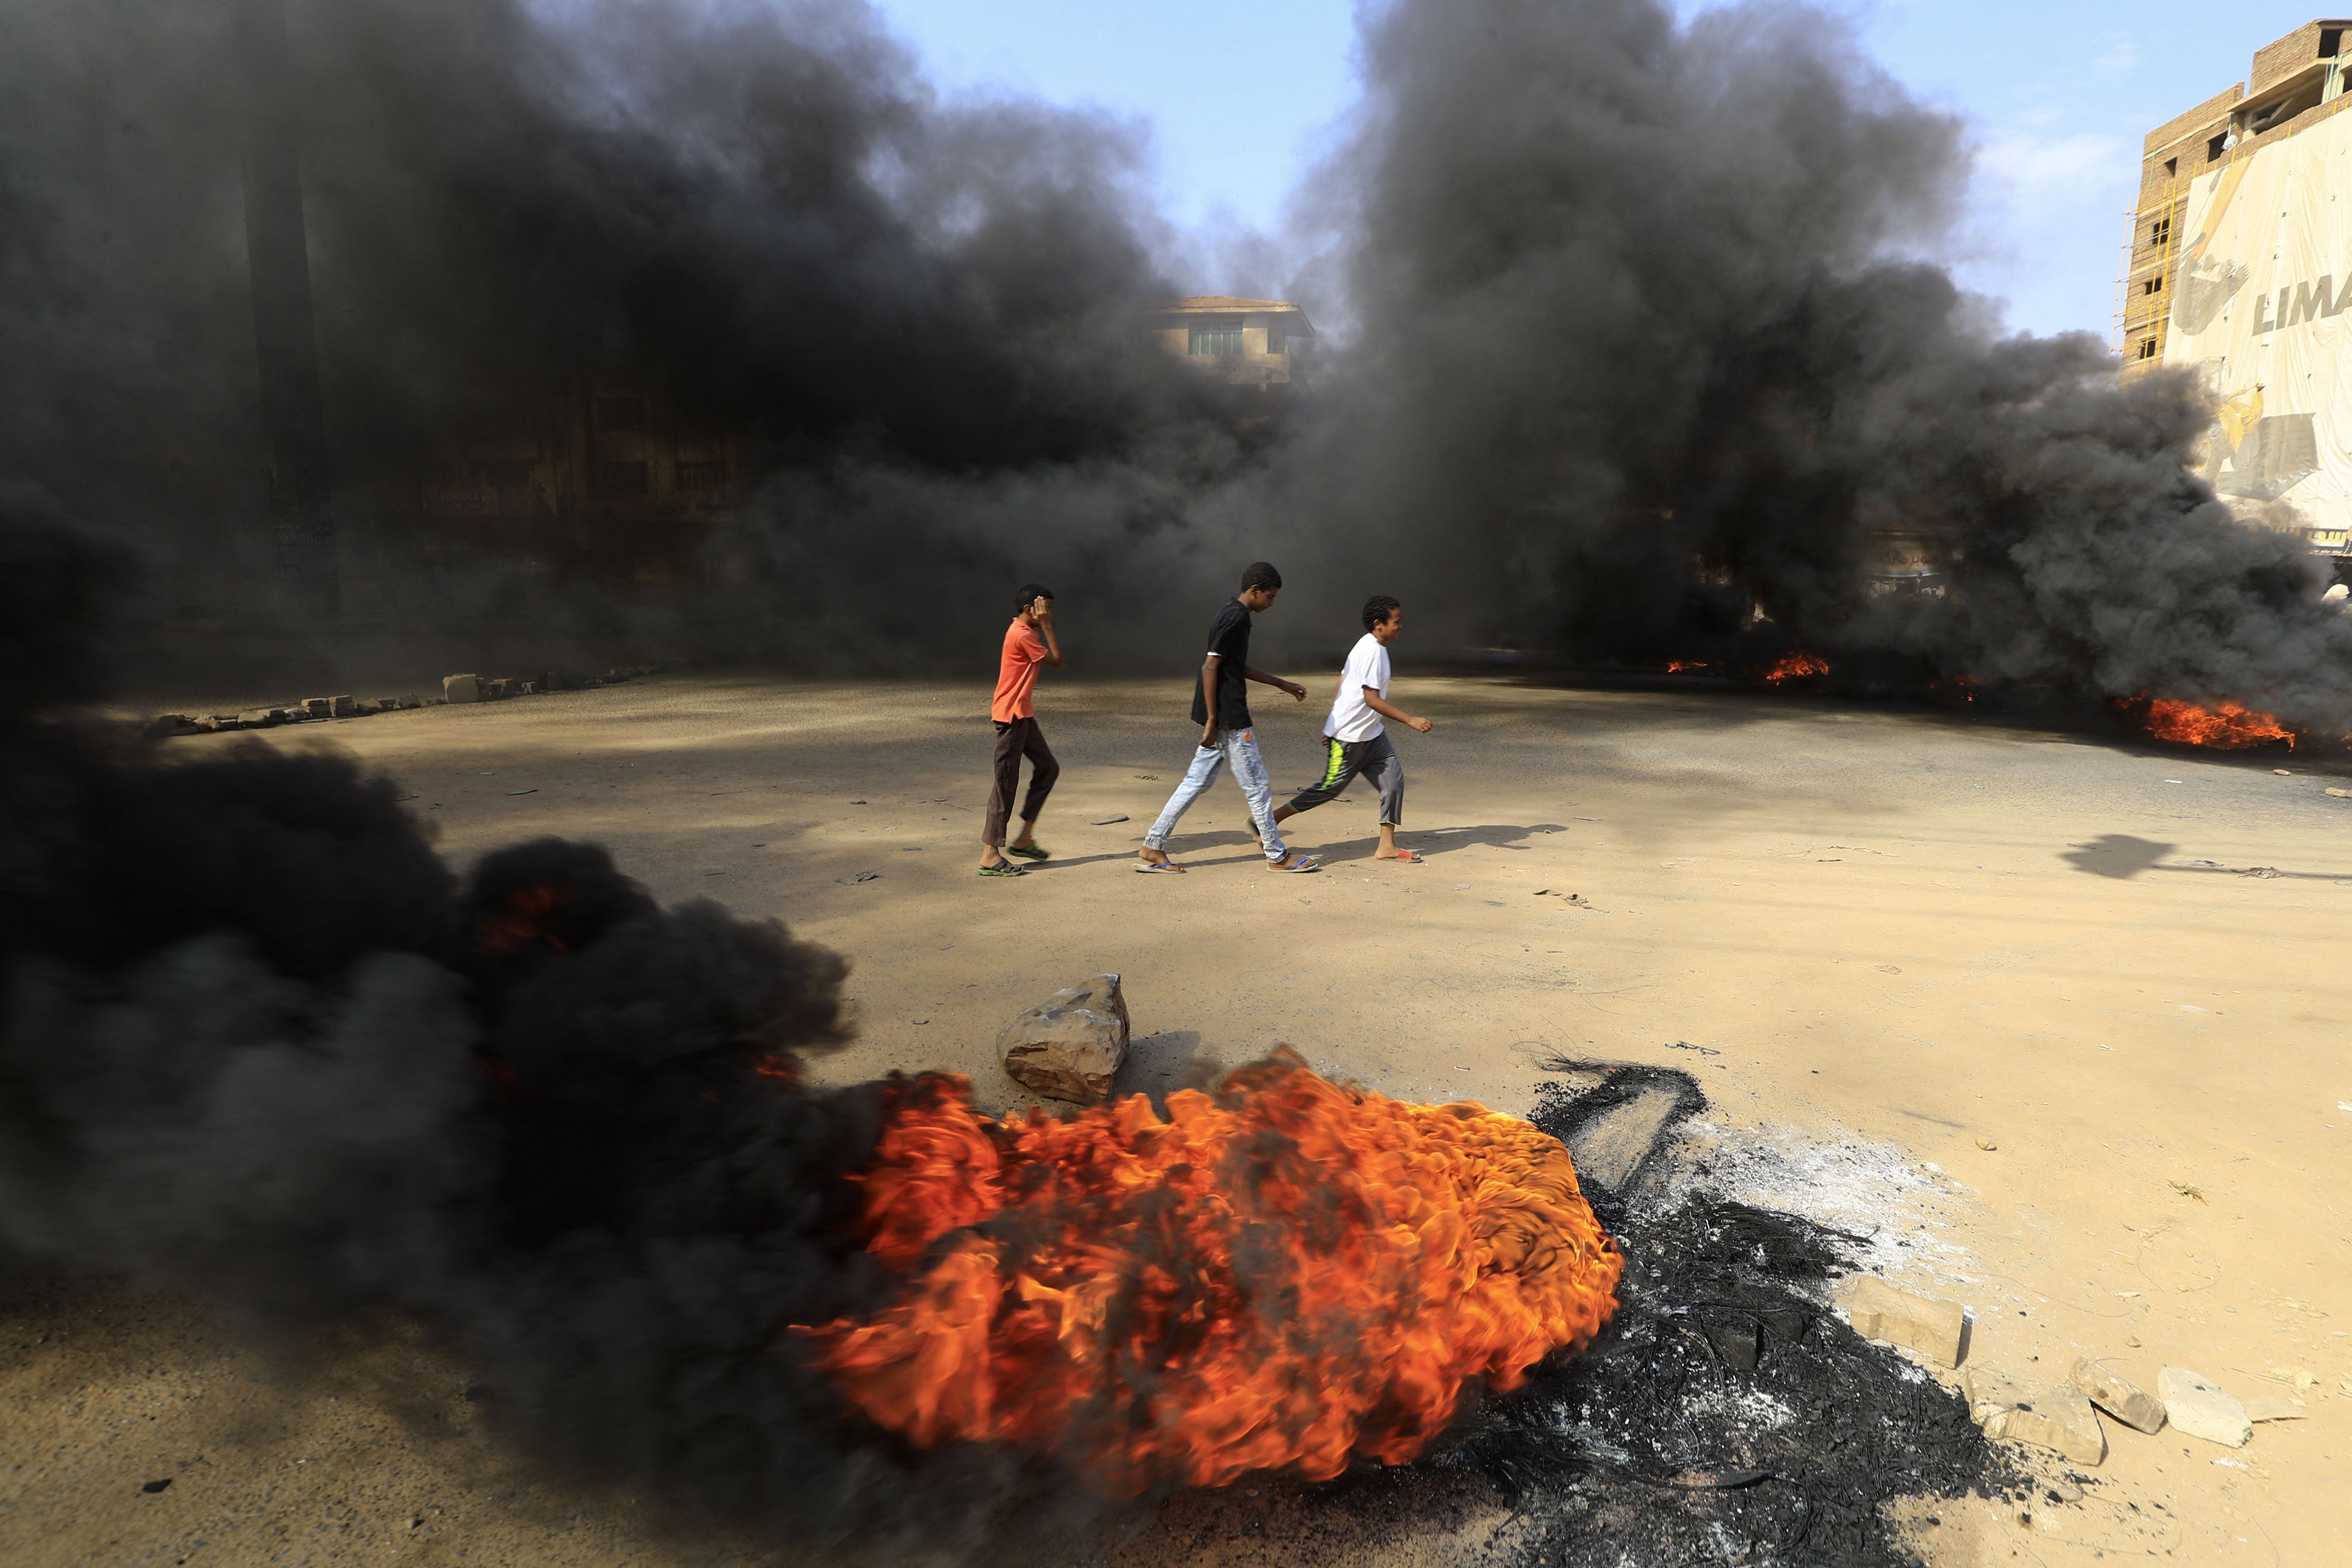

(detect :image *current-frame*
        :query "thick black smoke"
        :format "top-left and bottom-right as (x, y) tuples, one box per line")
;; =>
(0, 486), (1038, 1554)
(1288, 0), (2352, 726)
(0, 0), (1262, 668)
(7, 0), (2352, 710)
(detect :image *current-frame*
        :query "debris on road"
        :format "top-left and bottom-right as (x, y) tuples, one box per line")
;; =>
(999, 972), (1129, 1105)
(2070, 1358), (2166, 1434)
(1837, 1276), (1965, 1367)
(2156, 1368), (2251, 1446)
(1091, 814), (1130, 824)
(836, 870), (882, 884)
(2244, 1396), (2306, 1422)
(1965, 1368), (2106, 1464)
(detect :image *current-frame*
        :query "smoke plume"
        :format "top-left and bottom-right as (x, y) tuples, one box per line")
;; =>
(8, 0), (2351, 718)
(0, 482), (1058, 1553)
(1292, 0), (2352, 725)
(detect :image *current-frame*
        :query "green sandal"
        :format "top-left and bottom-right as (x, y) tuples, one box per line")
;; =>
(1006, 844), (1050, 862)
(978, 861), (1026, 877)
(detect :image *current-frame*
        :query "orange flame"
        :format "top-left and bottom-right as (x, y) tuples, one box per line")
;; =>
(1763, 651), (1829, 685)
(474, 883), (572, 957)
(2120, 694), (2297, 750)
(1665, 659), (1710, 673)
(796, 1054), (1621, 1493)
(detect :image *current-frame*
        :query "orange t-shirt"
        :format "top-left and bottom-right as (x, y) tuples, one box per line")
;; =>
(991, 620), (1048, 722)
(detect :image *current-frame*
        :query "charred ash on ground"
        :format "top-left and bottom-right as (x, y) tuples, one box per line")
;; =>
(9, 0), (2352, 725)
(1495, 1066), (2013, 1566)
(1018, 1067), (2018, 1568)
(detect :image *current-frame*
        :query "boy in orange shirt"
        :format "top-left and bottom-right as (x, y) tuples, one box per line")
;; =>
(980, 584), (1065, 876)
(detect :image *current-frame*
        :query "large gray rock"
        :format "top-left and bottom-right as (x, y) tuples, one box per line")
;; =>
(1001, 973), (1129, 1105)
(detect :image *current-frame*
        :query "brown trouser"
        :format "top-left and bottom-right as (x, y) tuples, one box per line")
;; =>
(984, 717), (1059, 845)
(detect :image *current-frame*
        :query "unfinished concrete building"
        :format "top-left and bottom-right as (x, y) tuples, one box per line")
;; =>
(2126, 18), (2352, 557)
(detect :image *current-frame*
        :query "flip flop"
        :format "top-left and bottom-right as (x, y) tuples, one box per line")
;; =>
(1271, 855), (1321, 873)
(1134, 859), (1185, 873)
(1007, 844), (1050, 861)
(1378, 849), (1426, 864)
(978, 861), (1026, 877)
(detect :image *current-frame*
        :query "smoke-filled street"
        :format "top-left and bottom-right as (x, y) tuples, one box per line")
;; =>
(6, 671), (2344, 1565)
(10, 0), (2352, 1560)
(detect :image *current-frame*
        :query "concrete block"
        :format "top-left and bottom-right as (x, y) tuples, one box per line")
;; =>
(2156, 1368), (2250, 1447)
(1565, 1085), (1687, 1193)
(2071, 1358), (2165, 1434)
(2243, 1396), (2306, 1422)
(1838, 1275), (1965, 1367)
(303, 698), (333, 719)
(1966, 1369), (2105, 1465)
(444, 674), (481, 704)
(328, 695), (359, 717)
(237, 709), (279, 727)
(396, 694), (421, 709)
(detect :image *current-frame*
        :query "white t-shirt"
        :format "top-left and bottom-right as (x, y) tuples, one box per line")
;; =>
(1323, 632), (1392, 743)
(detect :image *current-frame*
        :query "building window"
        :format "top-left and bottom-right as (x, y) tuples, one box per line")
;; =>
(2323, 27), (2343, 58)
(2208, 132), (2229, 162)
(1264, 332), (1285, 357)
(600, 461), (649, 495)
(1188, 319), (1243, 355)
(2164, 156), (2177, 177)
(2144, 274), (2164, 295)
(2137, 337), (2160, 361)
(2151, 216), (2171, 247)
(677, 459), (728, 492)
(597, 397), (648, 429)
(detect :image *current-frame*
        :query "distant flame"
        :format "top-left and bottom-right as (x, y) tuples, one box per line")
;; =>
(1665, 659), (1709, 673)
(1763, 651), (1829, 684)
(474, 883), (572, 956)
(2119, 694), (2297, 750)
(796, 1053), (1621, 1494)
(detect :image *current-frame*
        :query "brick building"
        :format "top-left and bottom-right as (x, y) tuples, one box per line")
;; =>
(2126, 19), (2352, 556)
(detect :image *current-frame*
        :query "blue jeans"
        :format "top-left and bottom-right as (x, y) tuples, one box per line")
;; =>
(1144, 728), (1287, 861)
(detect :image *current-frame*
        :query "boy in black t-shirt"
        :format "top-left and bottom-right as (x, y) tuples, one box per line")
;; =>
(1137, 562), (1321, 874)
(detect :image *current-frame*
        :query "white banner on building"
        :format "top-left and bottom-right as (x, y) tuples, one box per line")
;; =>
(2164, 110), (2352, 552)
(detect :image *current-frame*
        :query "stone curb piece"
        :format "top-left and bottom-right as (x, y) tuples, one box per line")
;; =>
(1966, 1368), (2106, 1465)
(1837, 1276), (1965, 1368)
(2242, 1395), (2306, 1423)
(1000, 973), (1129, 1106)
(2070, 1357), (2166, 1435)
(2156, 1367), (2251, 1447)
(444, 674), (481, 704)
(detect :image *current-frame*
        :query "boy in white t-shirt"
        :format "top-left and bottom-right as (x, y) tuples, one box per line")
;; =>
(1265, 595), (1433, 863)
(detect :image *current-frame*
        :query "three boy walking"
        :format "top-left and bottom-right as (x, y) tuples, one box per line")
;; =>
(979, 562), (1433, 878)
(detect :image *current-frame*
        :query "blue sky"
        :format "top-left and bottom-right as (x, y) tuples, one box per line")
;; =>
(870, 0), (2330, 343)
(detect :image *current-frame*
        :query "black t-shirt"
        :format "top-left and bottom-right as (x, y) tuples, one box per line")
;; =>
(1190, 599), (1253, 733)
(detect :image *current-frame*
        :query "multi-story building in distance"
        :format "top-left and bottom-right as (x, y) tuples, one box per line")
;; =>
(1147, 297), (1315, 388)
(2127, 18), (2352, 557)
